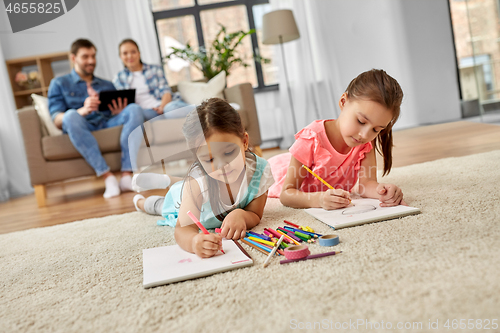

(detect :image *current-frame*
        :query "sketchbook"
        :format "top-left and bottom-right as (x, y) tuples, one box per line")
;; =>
(305, 198), (420, 229)
(143, 239), (253, 288)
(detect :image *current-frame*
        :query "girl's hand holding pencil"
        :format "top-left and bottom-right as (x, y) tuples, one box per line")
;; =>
(187, 210), (225, 258)
(318, 188), (352, 210)
(301, 165), (352, 210)
(191, 233), (224, 258)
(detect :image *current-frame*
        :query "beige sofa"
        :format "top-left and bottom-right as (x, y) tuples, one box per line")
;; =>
(18, 83), (262, 207)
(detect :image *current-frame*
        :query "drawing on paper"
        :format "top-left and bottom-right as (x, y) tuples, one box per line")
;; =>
(342, 204), (377, 215)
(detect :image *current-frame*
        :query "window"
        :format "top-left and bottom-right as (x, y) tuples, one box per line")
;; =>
(151, 0), (277, 90)
(460, 54), (493, 90)
(155, 15), (204, 86)
(151, 0), (195, 12)
(449, 0), (500, 103)
(252, 4), (278, 86)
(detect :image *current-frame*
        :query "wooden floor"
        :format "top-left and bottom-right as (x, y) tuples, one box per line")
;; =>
(1, 120), (500, 235)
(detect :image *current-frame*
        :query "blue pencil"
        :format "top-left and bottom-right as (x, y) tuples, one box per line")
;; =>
(283, 226), (322, 238)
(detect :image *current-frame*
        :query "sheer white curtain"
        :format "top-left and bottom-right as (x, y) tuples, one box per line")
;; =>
(269, 0), (461, 149)
(270, 0), (343, 148)
(80, 0), (161, 80)
(0, 41), (33, 202)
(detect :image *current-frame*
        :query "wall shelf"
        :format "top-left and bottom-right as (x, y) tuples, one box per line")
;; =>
(6, 51), (71, 109)
(14, 87), (45, 96)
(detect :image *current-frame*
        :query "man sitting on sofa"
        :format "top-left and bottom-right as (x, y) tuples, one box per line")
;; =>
(48, 38), (144, 198)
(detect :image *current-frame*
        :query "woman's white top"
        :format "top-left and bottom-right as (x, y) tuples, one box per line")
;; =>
(130, 71), (161, 109)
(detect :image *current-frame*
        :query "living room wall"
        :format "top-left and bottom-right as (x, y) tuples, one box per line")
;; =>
(0, 0), (461, 144)
(0, 4), (91, 60)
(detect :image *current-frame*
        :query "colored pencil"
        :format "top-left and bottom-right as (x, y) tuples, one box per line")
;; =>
(300, 226), (315, 233)
(248, 240), (274, 251)
(283, 226), (322, 238)
(244, 238), (272, 253)
(263, 230), (273, 238)
(263, 235), (285, 268)
(265, 228), (293, 244)
(277, 227), (303, 242)
(284, 220), (300, 228)
(248, 236), (276, 247)
(301, 165), (352, 204)
(276, 227), (302, 242)
(294, 233), (310, 242)
(241, 239), (269, 256)
(276, 230), (301, 245)
(247, 238), (283, 255)
(187, 210), (224, 254)
(247, 231), (272, 242)
(295, 231), (311, 240)
(280, 251), (342, 264)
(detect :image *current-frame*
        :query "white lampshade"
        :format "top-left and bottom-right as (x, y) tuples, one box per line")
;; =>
(262, 9), (300, 45)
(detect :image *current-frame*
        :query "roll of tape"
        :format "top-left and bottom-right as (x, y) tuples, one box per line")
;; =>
(318, 234), (339, 247)
(284, 245), (310, 259)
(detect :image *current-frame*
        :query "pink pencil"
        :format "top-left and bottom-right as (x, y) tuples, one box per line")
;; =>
(187, 211), (225, 254)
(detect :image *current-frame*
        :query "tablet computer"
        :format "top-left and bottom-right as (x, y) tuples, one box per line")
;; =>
(98, 89), (136, 111)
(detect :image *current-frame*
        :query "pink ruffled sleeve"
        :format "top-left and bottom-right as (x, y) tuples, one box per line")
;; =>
(354, 141), (373, 171)
(289, 128), (317, 166)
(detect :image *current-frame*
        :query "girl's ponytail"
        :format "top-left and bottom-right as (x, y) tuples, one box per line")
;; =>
(375, 125), (394, 176)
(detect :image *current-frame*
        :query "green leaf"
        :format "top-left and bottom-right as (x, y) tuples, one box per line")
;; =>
(163, 24), (271, 81)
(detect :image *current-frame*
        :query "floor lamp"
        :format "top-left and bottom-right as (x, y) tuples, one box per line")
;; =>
(262, 9), (301, 133)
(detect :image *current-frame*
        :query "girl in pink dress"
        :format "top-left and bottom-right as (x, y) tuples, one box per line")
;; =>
(268, 69), (407, 210)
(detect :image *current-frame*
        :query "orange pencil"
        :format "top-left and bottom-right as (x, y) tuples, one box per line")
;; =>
(241, 238), (269, 256)
(276, 230), (301, 246)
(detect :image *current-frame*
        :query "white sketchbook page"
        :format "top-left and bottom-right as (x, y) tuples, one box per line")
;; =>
(143, 239), (253, 288)
(305, 198), (420, 229)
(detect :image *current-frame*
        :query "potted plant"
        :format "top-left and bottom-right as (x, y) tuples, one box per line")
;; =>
(165, 24), (270, 81)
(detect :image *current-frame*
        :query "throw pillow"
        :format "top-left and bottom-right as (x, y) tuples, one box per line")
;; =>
(31, 94), (63, 136)
(177, 71), (226, 105)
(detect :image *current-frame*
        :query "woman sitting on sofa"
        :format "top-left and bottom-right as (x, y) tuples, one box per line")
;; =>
(113, 38), (190, 121)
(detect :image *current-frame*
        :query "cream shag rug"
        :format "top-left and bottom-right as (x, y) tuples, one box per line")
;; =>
(1, 151), (499, 333)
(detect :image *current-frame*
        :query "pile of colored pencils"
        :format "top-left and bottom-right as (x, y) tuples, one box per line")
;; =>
(239, 220), (323, 255)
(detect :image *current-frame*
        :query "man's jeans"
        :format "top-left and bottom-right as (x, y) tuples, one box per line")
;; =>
(62, 103), (144, 177)
(142, 99), (191, 121)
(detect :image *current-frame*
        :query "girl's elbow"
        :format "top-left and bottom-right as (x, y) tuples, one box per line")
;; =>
(279, 191), (293, 207)
(279, 194), (287, 206)
(174, 228), (181, 242)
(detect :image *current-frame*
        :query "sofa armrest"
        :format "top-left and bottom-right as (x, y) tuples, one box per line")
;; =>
(17, 108), (48, 185)
(224, 83), (262, 147)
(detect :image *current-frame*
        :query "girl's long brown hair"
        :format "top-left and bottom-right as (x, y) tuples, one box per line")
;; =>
(181, 98), (250, 221)
(345, 69), (404, 176)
